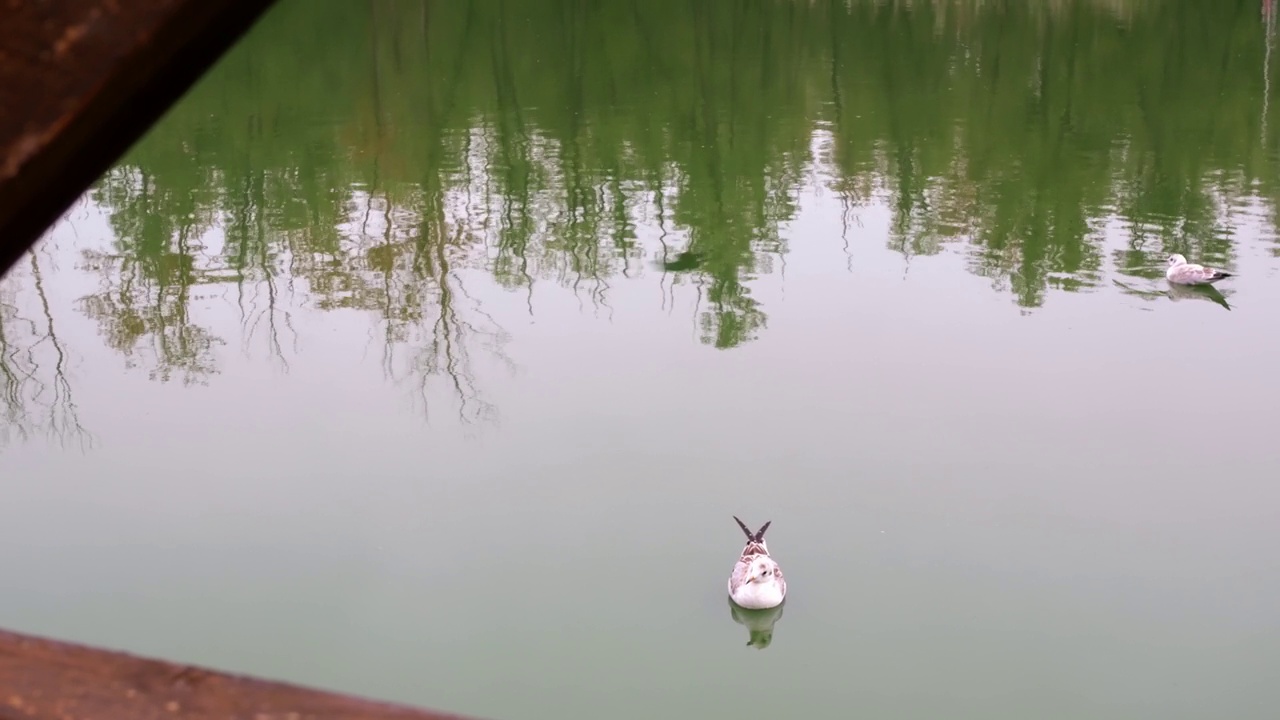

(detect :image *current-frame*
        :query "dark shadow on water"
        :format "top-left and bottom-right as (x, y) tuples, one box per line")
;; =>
(658, 251), (703, 273)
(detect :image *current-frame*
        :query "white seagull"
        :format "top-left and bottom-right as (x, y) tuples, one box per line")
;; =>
(727, 516), (786, 610)
(1166, 254), (1233, 285)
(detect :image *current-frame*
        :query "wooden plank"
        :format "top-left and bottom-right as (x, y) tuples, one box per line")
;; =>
(0, 627), (480, 720)
(0, 0), (280, 277)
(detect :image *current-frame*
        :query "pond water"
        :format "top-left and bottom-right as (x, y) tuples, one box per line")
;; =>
(3, 1), (1280, 717)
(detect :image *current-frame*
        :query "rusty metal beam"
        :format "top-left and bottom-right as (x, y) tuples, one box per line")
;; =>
(0, 627), (480, 720)
(0, 0), (280, 277)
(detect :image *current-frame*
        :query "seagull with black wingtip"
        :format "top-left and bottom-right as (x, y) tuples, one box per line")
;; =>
(727, 516), (787, 610)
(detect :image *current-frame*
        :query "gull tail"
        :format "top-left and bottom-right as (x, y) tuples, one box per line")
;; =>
(733, 516), (771, 543)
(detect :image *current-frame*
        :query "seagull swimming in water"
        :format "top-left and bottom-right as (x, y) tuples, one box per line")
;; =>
(727, 516), (786, 610)
(1166, 254), (1233, 285)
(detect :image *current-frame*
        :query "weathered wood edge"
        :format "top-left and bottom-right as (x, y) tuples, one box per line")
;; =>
(0, 0), (279, 278)
(0, 627), (482, 720)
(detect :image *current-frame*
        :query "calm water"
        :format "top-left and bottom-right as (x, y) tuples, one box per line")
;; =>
(3, 0), (1280, 717)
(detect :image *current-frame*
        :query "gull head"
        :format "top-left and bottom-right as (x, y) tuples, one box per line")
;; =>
(747, 558), (780, 585)
(1167, 253), (1188, 267)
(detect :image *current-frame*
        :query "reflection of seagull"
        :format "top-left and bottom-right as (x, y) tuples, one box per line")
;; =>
(1168, 282), (1232, 311)
(1166, 254), (1232, 285)
(728, 594), (785, 649)
(658, 250), (702, 272)
(1111, 279), (1232, 312)
(728, 516), (787, 610)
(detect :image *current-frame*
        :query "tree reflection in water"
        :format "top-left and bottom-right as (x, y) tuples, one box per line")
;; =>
(2, 0), (1278, 440)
